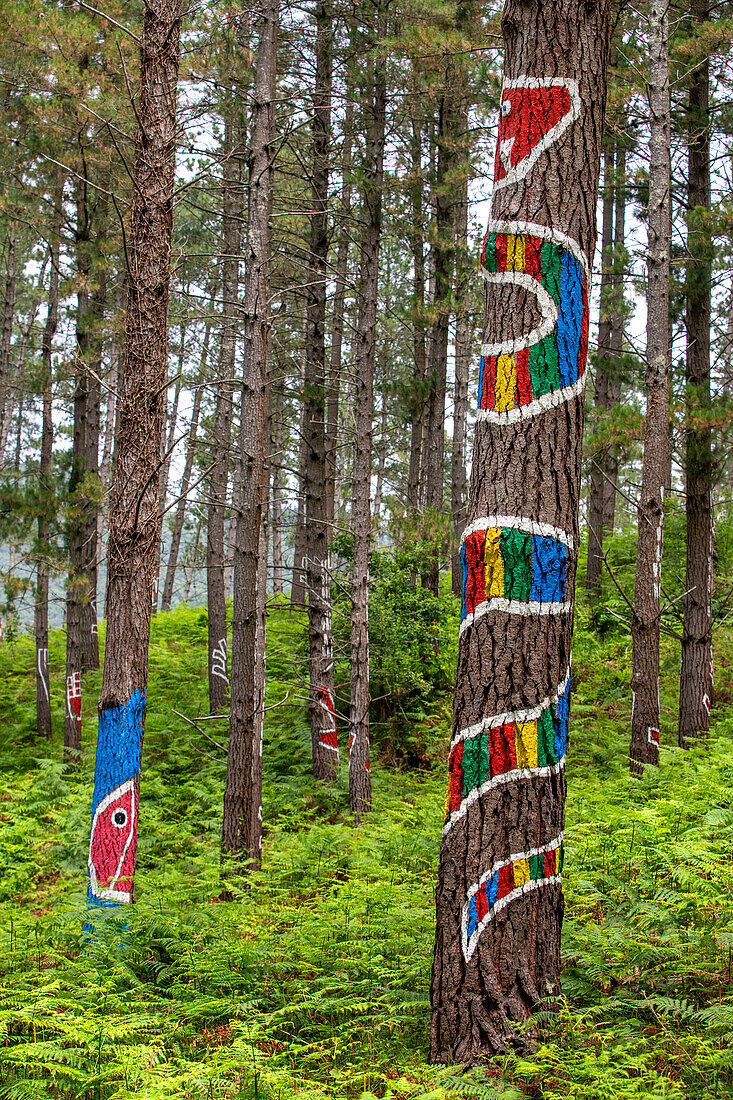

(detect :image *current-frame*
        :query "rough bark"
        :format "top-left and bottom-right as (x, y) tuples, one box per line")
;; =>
(451, 167), (471, 597)
(290, 317), (309, 610)
(407, 114), (428, 512)
(222, 0), (277, 874)
(431, 0), (609, 1059)
(208, 104), (243, 714)
(629, 0), (671, 772)
(349, 12), (387, 819)
(679, 0), (714, 748)
(86, 0), (182, 913)
(0, 231), (16, 456)
(271, 380), (284, 594)
(305, 0), (338, 780)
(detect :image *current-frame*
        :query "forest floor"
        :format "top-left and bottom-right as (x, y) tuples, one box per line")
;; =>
(1, 598), (733, 1099)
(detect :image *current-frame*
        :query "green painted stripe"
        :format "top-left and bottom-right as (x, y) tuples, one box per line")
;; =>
(501, 528), (532, 602)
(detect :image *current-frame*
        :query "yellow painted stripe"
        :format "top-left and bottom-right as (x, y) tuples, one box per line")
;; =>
(506, 234), (525, 271)
(495, 354), (516, 412)
(515, 720), (539, 769)
(444, 775), (452, 820)
(514, 858), (530, 887)
(484, 528), (504, 598)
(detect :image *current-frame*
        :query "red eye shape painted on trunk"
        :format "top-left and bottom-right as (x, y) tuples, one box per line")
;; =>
(494, 78), (580, 188)
(88, 780), (137, 903)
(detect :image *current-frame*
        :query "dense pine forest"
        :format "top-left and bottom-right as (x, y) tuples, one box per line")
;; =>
(2, 0), (733, 1093)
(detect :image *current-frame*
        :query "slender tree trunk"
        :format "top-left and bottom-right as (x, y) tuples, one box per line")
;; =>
(153, 331), (183, 614)
(679, 0), (714, 748)
(183, 514), (202, 603)
(222, 0), (278, 875)
(603, 138), (625, 536)
(251, 375), (272, 871)
(290, 321), (309, 609)
(86, 0), (182, 912)
(629, 0), (671, 770)
(305, 0), (338, 779)
(0, 231), (16, 454)
(208, 104), (243, 713)
(407, 115), (428, 511)
(349, 11), (387, 819)
(431, 0), (609, 1058)
(586, 141), (615, 599)
(161, 322), (212, 611)
(451, 169), (470, 597)
(271, 380), (284, 593)
(36, 185), (64, 738)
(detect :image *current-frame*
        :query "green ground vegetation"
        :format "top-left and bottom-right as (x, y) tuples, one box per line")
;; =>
(2, 543), (733, 1099)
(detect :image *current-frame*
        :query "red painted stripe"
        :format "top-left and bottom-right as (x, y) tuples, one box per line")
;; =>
(476, 886), (488, 921)
(464, 530), (486, 613)
(489, 722), (517, 778)
(481, 355), (497, 410)
(544, 850), (557, 877)
(497, 863), (515, 900)
(449, 741), (465, 812)
(524, 235), (543, 278)
(495, 233), (508, 272)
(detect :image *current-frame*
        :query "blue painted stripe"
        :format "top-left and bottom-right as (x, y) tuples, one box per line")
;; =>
(91, 689), (146, 813)
(554, 677), (570, 759)
(530, 536), (568, 602)
(477, 355), (485, 407)
(460, 543), (468, 620)
(557, 251), (583, 387)
(487, 872), (499, 908)
(466, 894), (478, 937)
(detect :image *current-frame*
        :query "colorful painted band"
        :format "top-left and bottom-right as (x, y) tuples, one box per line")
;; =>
(460, 519), (571, 631)
(462, 835), (564, 960)
(445, 670), (570, 835)
(477, 231), (588, 420)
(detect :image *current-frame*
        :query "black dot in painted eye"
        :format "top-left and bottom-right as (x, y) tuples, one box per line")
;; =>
(113, 810), (128, 828)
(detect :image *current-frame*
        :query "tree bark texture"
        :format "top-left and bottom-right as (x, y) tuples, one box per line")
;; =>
(451, 155), (471, 597)
(306, 0), (338, 780)
(679, 0), (714, 748)
(349, 14), (387, 818)
(86, 0), (182, 913)
(208, 104), (243, 714)
(407, 114), (428, 512)
(430, 0), (609, 1060)
(629, 0), (671, 772)
(0, 231), (16, 457)
(222, 0), (277, 872)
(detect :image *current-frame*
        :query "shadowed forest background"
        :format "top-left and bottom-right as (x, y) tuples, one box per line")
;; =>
(2, 0), (733, 1093)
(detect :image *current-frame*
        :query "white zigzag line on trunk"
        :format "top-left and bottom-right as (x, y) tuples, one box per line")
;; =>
(476, 374), (586, 425)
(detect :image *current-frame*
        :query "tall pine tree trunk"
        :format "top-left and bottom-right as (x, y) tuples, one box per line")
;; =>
(86, 0), (182, 912)
(222, 0), (278, 875)
(629, 0), (671, 771)
(0, 231), (16, 454)
(306, 0), (338, 779)
(679, 0), (714, 747)
(208, 106), (243, 713)
(349, 9), (387, 819)
(430, 0), (609, 1058)
(36, 183), (64, 738)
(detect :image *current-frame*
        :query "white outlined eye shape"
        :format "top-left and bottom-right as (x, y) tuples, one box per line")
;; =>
(113, 809), (128, 828)
(501, 100), (511, 116)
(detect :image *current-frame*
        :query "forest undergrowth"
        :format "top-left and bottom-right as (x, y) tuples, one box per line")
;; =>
(2, 568), (733, 1099)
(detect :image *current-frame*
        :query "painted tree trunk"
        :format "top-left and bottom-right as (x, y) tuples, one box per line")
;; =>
(208, 104), (243, 713)
(86, 0), (181, 912)
(222, 0), (277, 875)
(349, 15), (387, 819)
(430, 0), (609, 1059)
(306, 0), (338, 780)
(36, 185), (63, 738)
(629, 0), (671, 772)
(679, 0), (713, 748)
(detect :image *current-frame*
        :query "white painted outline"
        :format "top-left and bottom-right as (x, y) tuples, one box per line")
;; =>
(476, 373), (586, 425)
(444, 759), (565, 836)
(462, 833), (563, 959)
(211, 637), (229, 685)
(460, 597), (572, 634)
(481, 269), (557, 357)
(461, 515), (574, 551)
(450, 667), (571, 753)
(647, 726), (660, 746)
(37, 647), (49, 704)
(88, 779), (136, 904)
(492, 77), (581, 194)
(66, 671), (81, 722)
(484, 219), (590, 281)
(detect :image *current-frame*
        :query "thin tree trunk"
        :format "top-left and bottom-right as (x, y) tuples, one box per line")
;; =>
(451, 162), (470, 597)
(630, 0), (671, 769)
(431, 0), (609, 1057)
(161, 321), (212, 611)
(183, 514), (202, 603)
(222, 0), (278, 875)
(407, 115), (428, 511)
(271, 379), (284, 593)
(152, 325), (183, 614)
(208, 105), (243, 712)
(349, 9), (387, 819)
(305, 0), (338, 780)
(290, 317), (309, 609)
(0, 231), (16, 455)
(679, 0), (714, 748)
(86, 0), (182, 912)
(36, 184), (64, 738)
